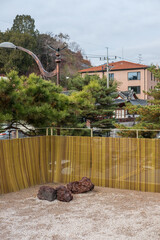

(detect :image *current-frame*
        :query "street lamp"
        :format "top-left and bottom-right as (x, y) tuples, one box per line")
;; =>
(0, 42), (61, 85)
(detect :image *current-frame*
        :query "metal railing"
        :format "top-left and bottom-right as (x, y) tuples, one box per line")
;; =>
(0, 127), (160, 139)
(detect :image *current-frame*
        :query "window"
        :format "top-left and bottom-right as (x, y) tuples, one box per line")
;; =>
(151, 73), (156, 81)
(128, 72), (140, 80)
(128, 86), (141, 94)
(115, 109), (127, 119)
(109, 73), (114, 80)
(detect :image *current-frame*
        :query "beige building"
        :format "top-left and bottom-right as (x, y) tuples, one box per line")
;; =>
(79, 61), (157, 99)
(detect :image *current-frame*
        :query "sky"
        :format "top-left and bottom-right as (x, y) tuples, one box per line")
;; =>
(0, 0), (160, 66)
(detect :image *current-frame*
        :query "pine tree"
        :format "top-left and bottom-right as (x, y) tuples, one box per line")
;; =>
(84, 78), (117, 129)
(67, 74), (117, 129)
(0, 71), (69, 135)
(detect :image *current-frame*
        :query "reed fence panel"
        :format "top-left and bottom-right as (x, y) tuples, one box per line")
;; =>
(0, 136), (159, 194)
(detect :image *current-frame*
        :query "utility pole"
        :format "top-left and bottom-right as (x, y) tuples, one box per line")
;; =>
(106, 47), (109, 88)
(105, 47), (119, 88)
(84, 49), (118, 88)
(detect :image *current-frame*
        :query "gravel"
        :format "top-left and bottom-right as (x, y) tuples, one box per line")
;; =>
(0, 184), (160, 240)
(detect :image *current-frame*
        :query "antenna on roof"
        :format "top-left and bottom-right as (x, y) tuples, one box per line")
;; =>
(138, 54), (142, 64)
(122, 47), (124, 60)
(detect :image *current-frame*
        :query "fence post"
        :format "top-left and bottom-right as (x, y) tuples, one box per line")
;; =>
(136, 130), (138, 138)
(50, 127), (53, 136)
(16, 129), (19, 139)
(91, 128), (93, 137)
(113, 129), (116, 138)
(46, 128), (48, 136)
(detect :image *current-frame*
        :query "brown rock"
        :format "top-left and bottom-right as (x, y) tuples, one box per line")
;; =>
(37, 186), (57, 201)
(67, 177), (94, 194)
(56, 186), (73, 202)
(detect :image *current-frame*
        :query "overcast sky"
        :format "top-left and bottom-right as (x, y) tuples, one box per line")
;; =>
(0, 0), (160, 66)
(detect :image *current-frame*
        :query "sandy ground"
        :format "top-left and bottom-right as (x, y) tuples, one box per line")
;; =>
(0, 184), (160, 240)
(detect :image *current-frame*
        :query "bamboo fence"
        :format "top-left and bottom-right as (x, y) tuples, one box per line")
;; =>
(0, 136), (160, 194)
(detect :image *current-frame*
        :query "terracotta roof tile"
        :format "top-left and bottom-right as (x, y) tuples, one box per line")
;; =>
(79, 61), (148, 73)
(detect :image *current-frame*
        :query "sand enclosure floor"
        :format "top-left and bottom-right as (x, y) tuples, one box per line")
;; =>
(0, 184), (160, 240)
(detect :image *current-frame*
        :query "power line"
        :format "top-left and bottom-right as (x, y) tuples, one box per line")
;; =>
(83, 53), (145, 64)
(0, 19), (12, 24)
(82, 53), (121, 61)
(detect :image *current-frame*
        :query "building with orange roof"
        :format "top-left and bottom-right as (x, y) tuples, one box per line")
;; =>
(79, 61), (157, 99)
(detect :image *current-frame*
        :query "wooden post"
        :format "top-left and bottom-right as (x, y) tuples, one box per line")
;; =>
(46, 128), (49, 136)
(55, 52), (61, 85)
(16, 129), (19, 139)
(136, 130), (139, 138)
(91, 128), (93, 137)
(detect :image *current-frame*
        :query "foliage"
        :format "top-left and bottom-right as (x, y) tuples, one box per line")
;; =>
(57, 76), (117, 135)
(67, 74), (101, 91)
(0, 70), (118, 136)
(56, 83), (95, 132)
(11, 15), (39, 36)
(83, 78), (117, 129)
(23, 74), (69, 128)
(0, 31), (38, 74)
(66, 74), (118, 129)
(0, 71), (69, 135)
